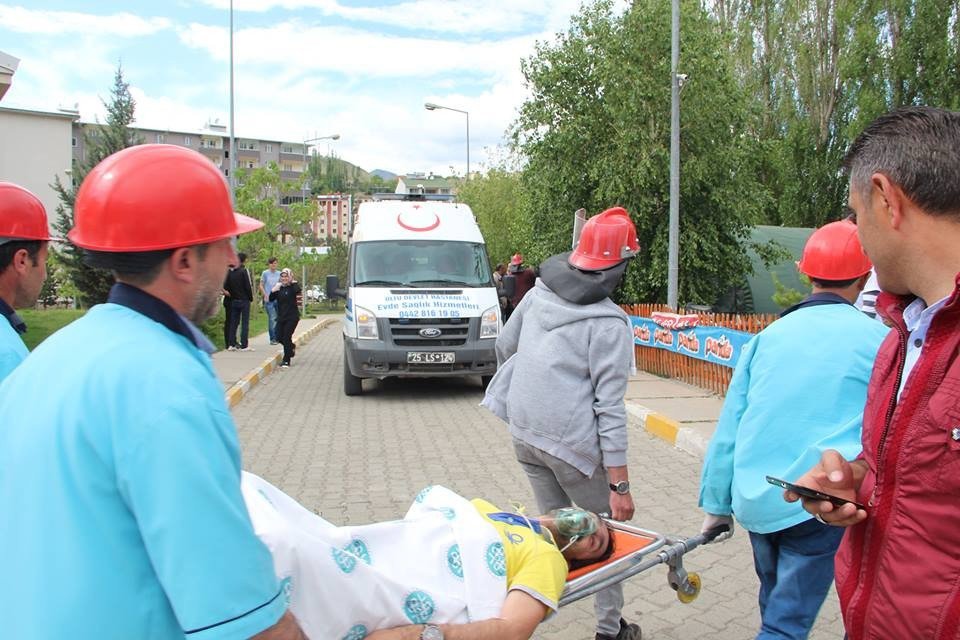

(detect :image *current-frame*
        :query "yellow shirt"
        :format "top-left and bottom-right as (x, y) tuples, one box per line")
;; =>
(471, 499), (569, 611)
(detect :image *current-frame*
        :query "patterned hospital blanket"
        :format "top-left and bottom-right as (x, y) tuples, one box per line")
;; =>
(241, 472), (508, 639)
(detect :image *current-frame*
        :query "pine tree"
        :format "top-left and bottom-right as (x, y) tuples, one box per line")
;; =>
(52, 65), (142, 306)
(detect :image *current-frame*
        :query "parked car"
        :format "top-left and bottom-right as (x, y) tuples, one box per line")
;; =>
(306, 285), (325, 301)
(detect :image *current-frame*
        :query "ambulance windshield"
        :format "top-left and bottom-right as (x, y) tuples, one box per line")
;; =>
(353, 240), (492, 288)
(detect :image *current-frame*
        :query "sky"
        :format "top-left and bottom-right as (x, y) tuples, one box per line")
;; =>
(0, 1), (594, 178)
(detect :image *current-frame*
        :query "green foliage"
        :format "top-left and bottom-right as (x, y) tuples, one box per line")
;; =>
(52, 65), (142, 306)
(771, 272), (808, 309)
(235, 162), (313, 267)
(17, 309), (84, 351)
(513, 0), (767, 305)
(457, 166), (530, 267)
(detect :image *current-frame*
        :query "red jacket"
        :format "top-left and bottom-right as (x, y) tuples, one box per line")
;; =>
(835, 275), (960, 640)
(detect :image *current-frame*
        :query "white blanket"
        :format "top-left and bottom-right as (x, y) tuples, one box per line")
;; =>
(241, 472), (507, 639)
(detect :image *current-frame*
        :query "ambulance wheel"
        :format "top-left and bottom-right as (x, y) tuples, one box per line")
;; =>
(676, 572), (701, 604)
(344, 357), (363, 396)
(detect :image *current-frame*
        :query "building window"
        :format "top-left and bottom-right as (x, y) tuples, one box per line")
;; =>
(156, 134), (165, 143)
(246, 161), (255, 169)
(71, 137), (77, 147)
(281, 144), (296, 154)
(283, 163), (293, 172)
(184, 136), (192, 146)
(264, 144), (273, 153)
(239, 140), (258, 151)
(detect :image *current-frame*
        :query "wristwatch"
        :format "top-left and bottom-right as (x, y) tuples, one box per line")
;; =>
(420, 624), (444, 640)
(609, 480), (630, 495)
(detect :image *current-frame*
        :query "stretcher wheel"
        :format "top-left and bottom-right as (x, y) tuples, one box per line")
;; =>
(676, 572), (701, 603)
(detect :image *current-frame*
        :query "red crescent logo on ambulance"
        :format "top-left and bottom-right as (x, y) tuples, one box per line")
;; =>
(397, 212), (440, 232)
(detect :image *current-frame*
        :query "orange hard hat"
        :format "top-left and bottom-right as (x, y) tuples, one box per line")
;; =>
(0, 182), (52, 242)
(510, 253), (523, 266)
(569, 206), (640, 270)
(797, 220), (872, 280)
(69, 144), (263, 252)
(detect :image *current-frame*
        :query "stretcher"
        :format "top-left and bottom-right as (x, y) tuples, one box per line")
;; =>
(560, 519), (729, 607)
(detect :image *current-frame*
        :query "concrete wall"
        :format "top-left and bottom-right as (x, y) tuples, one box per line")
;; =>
(0, 107), (76, 229)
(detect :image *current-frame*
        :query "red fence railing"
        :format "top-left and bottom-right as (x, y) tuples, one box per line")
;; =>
(620, 304), (780, 395)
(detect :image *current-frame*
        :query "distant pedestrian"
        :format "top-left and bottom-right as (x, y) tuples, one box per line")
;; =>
(699, 220), (887, 639)
(270, 268), (301, 367)
(224, 251), (254, 351)
(0, 183), (52, 382)
(504, 253), (537, 322)
(260, 257), (280, 344)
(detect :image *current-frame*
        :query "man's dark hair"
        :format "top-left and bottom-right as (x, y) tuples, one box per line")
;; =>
(85, 244), (210, 287)
(565, 524), (616, 571)
(0, 240), (43, 274)
(810, 276), (860, 289)
(238, 252), (247, 264)
(268, 256), (277, 264)
(844, 107), (960, 219)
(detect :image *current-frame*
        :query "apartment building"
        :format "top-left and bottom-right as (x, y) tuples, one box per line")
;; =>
(395, 173), (456, 197)
(0, 105), (78, 222)
(312, 193), (353, 242)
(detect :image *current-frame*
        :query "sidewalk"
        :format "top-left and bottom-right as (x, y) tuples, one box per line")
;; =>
(212, 315), (338, 408)
(624, 371), (723, 459)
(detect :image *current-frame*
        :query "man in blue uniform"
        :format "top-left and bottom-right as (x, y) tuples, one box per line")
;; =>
(698, 220), (889, 640)
(0, 146), (305, 639)
(0, 182), (51, 381)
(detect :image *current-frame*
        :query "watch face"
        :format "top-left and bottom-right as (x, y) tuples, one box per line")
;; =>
(612, 481), (630, 494)
(421, 624), (444, 640)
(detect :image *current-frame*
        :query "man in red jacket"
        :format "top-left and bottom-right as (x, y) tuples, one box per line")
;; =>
(786, 106), (960, 639)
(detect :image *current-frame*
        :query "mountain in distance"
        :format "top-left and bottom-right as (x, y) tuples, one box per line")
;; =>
(370, 169), (397, 180)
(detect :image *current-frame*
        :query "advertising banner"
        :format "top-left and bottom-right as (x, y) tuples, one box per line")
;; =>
(629, 316), (754, 368)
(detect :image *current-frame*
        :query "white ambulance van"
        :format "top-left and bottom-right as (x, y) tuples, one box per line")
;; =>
(326, 195), (501, 395)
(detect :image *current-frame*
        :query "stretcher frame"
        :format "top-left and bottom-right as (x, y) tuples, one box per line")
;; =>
(559, 519), (726, 607)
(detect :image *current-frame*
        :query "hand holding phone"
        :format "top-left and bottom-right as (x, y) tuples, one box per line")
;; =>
(766, 475), (867, 511)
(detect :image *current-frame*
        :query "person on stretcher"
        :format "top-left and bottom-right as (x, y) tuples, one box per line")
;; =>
(241, 472), (615, 640)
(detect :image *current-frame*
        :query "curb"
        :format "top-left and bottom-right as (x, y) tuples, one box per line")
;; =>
(224, 317), (337, 409)
(626, 402), (709, 460)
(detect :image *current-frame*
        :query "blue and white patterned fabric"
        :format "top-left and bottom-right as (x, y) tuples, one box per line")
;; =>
(242, 473), (507, 638)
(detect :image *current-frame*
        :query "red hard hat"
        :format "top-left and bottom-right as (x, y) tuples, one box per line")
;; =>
(0, 182), (52, 242)
(69, 144), (263, 252)
(510, 253), (523, 266)
(797, 220), (872, 280)
(569, 206), (640, 270)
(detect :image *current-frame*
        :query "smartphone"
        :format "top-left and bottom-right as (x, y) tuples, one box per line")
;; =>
(766, 475), (867, 511)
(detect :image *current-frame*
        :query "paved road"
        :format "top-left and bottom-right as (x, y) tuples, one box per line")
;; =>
(231, 324), (844, 639)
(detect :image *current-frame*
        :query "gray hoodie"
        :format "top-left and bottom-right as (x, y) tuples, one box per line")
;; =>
(481, 279), (633, 475)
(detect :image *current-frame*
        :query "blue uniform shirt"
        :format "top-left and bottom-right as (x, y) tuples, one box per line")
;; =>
(0, 297), (28, 382)
(699, 299), (889, 534)
(0, 284), (286, 638)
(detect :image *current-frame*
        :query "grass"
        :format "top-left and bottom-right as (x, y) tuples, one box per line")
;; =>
(19, 299), (344, 352)
(18, 308), (85, 351)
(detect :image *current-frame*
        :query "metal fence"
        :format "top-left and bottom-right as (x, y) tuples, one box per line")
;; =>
(620, 304), (780, 395)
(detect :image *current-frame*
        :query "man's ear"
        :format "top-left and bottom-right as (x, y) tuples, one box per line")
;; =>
(871, 173), (908, 230)
(11, 248), (30, 275)
(169, 246), (196, 284)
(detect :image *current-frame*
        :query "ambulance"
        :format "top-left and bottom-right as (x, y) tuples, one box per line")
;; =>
(326, 194), (501, 395)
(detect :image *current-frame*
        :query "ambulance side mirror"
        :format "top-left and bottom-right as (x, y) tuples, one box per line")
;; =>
(326, 274), (345, 300)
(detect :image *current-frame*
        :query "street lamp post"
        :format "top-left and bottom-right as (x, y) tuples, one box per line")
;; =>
(301, 134), (341, 203)
(228, 0), (236, 201)
(424, 102), (469, 179)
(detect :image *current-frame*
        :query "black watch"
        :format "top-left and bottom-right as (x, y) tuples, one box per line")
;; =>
(420, 624), (444, 640)
(609, 480), (630, 495)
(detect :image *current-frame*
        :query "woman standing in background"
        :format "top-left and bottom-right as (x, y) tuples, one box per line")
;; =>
(270, 268), (301, 367)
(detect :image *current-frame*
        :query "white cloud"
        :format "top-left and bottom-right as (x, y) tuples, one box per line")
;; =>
(196, 0), (583, 35)
(0, 4), (171, 36)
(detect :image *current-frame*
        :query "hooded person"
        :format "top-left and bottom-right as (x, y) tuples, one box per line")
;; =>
(482, 206), (642, 640)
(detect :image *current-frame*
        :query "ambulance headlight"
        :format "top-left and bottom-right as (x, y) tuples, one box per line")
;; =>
(480, 305), (499, 339)
(355, 306), (379, 339)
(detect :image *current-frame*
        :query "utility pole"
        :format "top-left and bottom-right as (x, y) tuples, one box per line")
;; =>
(667, 0), (681, 310)
(228, 0), (237, 201)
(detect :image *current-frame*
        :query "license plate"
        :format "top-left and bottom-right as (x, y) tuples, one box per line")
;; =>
(407, 352), (455, 364)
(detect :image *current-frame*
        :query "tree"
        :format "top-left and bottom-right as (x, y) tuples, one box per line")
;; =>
(234, 162), (313, 270)
(457, 165), (528, 268)
(52, 65), (142, 306)
(512, 0), (769, 305)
